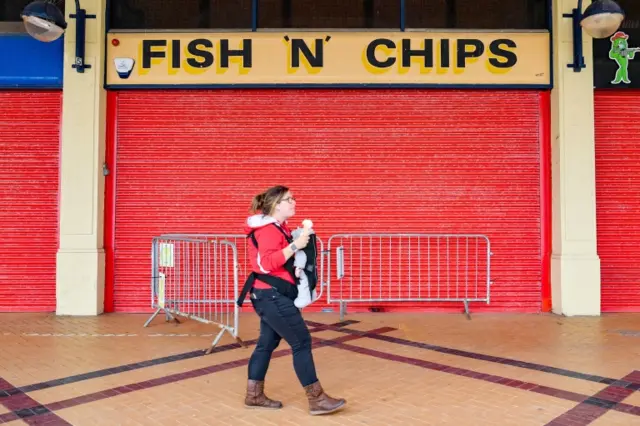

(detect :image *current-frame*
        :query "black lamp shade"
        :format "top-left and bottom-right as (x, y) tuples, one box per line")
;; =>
(21, 1), (67, 30)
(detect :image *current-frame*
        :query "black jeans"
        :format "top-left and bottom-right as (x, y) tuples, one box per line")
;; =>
(247, 288), (319, 387)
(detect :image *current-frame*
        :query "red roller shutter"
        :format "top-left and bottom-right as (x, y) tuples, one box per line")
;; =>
(595, 90), (640, 312)
(108, 89), (547, 313)
(0, 91), (61, 312)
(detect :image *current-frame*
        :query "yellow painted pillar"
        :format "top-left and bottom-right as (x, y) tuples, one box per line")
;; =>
(550, 0), (601, 316)
(56, 0), (107, 315)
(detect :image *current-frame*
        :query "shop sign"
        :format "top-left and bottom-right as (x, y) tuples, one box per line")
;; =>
(106, 31), (550, 87)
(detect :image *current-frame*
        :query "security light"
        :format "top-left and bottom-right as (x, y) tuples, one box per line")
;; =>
(21, 0), (66, 42)
(564, 0), (625, 71)
(21, 0), (96, 73)
(581, 0), (625, 39)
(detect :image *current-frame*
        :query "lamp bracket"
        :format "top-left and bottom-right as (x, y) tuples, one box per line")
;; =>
(69, 0), (96, 73)
(564, 0), (586, 72)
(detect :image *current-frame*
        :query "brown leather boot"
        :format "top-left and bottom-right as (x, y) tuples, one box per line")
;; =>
(304, 381), (346, 415)
(244, 380), (283, 409)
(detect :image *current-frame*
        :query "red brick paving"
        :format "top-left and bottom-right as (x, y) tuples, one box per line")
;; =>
(0, 312), (638, 425)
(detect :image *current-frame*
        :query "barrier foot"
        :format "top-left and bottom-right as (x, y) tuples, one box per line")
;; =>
(165, 311), (180, 324)
(205, 328), (226, 355)
(204, 326), (245, 355)
(143, 308), (162, 327)
(144, 308), (180, 328)
(234, 335), (247, 348)
(463, 300), (471, 320)
(339, 302), (347, 321)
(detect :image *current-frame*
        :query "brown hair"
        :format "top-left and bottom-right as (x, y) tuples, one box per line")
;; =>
(250, 185), (289, 215)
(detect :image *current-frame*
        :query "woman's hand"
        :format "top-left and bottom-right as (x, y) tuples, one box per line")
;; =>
(294, 230), (310, 250)
(282, 229), (311, 261)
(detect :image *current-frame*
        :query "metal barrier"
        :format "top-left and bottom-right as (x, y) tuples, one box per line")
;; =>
(327, 234), (492, 320)
(144, 235), (245, 354)
(153, 233), (328, 305)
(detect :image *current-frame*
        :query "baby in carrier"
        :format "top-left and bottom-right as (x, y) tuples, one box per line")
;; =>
(291, 219), (319, 308)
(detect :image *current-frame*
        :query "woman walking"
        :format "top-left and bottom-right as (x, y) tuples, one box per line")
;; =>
(240, 185), (346, 415)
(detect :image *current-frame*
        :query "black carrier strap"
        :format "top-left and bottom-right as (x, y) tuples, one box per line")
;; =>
(236, 223), (299, 306)
(303, 233), (319, 294)
(237, 272), (298, 307)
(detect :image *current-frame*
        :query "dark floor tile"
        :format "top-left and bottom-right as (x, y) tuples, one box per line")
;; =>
(31, 406), (49, 415)
(15, 408), (37, 418)
(23, 412), (73, 426)
(584, 397), (617, 409)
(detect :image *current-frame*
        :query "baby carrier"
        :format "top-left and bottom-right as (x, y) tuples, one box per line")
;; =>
(236, 223), (319, 306)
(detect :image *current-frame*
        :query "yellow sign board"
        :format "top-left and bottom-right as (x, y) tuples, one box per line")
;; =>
(106, 31), (550, 86)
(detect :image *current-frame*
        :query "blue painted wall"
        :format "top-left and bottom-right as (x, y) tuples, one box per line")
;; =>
(0, 33), (63, 89)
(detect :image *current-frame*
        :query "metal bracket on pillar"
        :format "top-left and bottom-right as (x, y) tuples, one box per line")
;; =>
(564, 0), (586, 72)
(563, 0), (627, 73)
(70, 0), (96, 73)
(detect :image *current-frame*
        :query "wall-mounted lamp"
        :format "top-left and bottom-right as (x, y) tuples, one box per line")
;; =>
(564, 0), (625, 72)
(21, 0), (96, 73)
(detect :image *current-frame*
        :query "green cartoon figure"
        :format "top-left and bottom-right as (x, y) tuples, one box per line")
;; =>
(609, 31), (640, 84)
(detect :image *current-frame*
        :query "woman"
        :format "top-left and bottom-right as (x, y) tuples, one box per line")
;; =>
(242, 185), (346, 415)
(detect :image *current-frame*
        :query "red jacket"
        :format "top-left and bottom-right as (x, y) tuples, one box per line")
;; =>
(244, 215), (295, 290)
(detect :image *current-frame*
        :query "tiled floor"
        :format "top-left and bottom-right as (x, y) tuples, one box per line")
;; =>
(0, 312), (639, 425)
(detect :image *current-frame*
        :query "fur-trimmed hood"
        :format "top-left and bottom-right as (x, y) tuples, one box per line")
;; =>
(244, 214), (283, 235)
